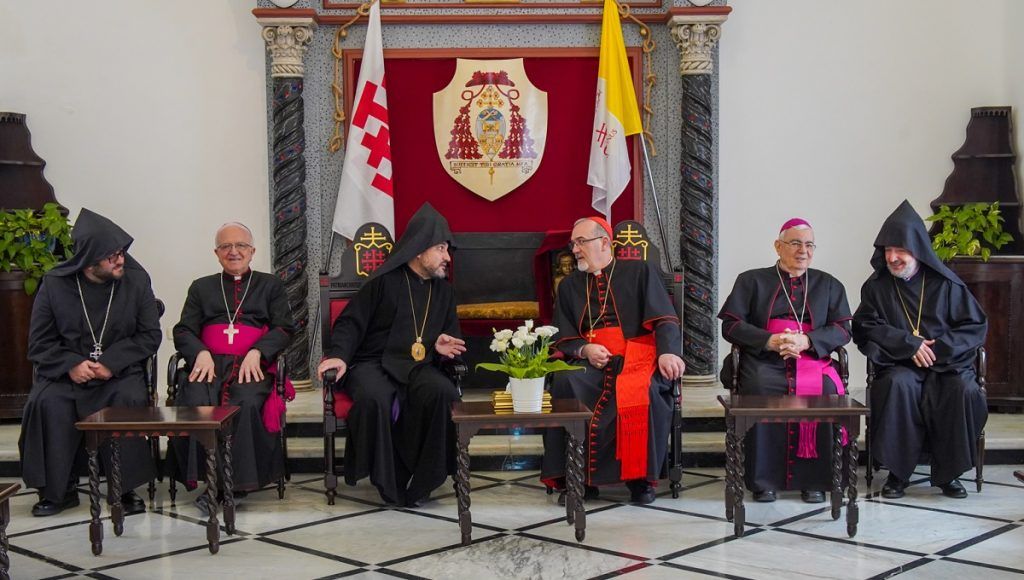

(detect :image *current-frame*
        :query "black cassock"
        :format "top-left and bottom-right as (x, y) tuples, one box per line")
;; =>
(326, 265), (461, 505)
(853, 202), (987, 485)
(541, 259), (681, 487)
(20, 226), (161, 503)
(170, 270), (294, 491)
(719, 266), (852, 492)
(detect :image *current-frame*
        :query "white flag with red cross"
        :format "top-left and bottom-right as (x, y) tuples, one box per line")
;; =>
(332, 1), (394, 239)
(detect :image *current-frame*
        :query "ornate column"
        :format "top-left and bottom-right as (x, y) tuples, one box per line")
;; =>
(259, 15), (316, 385)
(670, 9), (728, 385)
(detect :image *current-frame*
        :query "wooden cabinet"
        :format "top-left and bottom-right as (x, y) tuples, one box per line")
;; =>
(950, 256), (1024, 408)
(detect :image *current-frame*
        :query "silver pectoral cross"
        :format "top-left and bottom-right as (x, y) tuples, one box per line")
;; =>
(90, 343), (103, 362)
(224, 323), (239, 345)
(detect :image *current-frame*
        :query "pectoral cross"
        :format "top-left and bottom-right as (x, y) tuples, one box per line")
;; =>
(586, 329), (597, 341)
(90, 343), (103, 362)
(224, 323), (239, 345)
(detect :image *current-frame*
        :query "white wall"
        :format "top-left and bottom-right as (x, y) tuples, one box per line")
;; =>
(719, 0), (1013, 388)
(2, 0), (1020, 385)
(1, 1), (270, 364)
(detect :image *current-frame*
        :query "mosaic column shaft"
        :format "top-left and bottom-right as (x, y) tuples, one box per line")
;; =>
(670, 15), (726, 384)
(260, 18), (316, 383)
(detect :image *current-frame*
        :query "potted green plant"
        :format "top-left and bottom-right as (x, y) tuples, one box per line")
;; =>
(476, 320), (582, 413)
(927, 202), (1014, 262)
(0, 202), (72, 294)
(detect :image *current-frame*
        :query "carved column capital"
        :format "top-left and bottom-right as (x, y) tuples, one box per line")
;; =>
(258, 18), (317, 78)
(669, 15), (727, 76)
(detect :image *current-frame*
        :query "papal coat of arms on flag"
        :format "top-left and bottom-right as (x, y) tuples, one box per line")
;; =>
(433, 58), (548, 201)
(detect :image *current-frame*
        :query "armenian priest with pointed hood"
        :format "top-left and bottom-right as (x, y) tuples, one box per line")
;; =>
(170, 222), (295, 498)
(19, 208), (161, 517)
(541, 217), (684, 505)
(317, 203), (466, 507)
(718, 218), (852, 504)
(853, 200), (988, 499)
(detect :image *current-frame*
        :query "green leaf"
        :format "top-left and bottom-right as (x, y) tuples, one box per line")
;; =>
(23, 277), (38, 295)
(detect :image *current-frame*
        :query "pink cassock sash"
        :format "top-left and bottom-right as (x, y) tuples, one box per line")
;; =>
(200, 324), (295, 433)
(766, 319), (846, 458)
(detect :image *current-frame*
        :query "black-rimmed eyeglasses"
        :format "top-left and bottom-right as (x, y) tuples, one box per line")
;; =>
(567, 236), (604, 251)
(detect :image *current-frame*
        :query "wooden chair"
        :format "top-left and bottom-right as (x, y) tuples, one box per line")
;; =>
(865, 347), (987, 491)
(610, 221), (685, 498)
(320, 223), (466, 505)
(143, 299), (165, 504)
(724, 344), (850, 394)
(164, 350), (290, 503)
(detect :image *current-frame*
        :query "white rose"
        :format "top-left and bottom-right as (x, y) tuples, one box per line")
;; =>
(511, 336), (525, 348)
(523, 334), (538, 345)
(494, 329), (514, 341)
(524, 319), (534, 330)
(535, 326), (557, 338)
(490, 339), (508, 352)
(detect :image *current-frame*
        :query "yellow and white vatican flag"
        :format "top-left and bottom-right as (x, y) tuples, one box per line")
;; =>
(332, 0), (394, 239)
(587, 0), (643, 222)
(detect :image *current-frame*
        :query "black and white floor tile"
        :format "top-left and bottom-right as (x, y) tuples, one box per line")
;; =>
(4, 465), (1024, 579)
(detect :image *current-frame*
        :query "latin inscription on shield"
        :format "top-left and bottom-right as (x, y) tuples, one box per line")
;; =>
(433, 58), (548, 201)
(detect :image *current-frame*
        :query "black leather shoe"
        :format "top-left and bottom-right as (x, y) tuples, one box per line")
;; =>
(881, 474), (907, 499)
(627, 481), (656, 505)
(752, 490), (776, 503)
(119, 490), (146, 515)
(801, 490), (826, 504)
(939, 479), (967, 499)
(32, 491), (80, 517)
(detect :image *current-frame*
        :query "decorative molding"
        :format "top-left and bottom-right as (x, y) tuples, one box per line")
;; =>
(669, 13), (727, 76)
(258, 17), (317, 78)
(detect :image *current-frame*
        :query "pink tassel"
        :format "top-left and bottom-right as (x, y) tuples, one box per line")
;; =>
(797, 422), (818, 459)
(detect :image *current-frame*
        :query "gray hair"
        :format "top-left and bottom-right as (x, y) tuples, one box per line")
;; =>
(215, 222), (254, 246)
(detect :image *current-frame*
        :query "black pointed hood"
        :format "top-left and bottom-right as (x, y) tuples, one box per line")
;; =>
(869, 200), (963, 285)
(370, 203), (454, 279)
(46, 208), (144, 277)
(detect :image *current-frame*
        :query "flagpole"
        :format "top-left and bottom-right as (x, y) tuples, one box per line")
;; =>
(639, 135), (675, 273)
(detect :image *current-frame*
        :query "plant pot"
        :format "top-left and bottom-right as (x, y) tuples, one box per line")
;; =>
(507, 376), (545, 413)
(0, 270), (36, 418)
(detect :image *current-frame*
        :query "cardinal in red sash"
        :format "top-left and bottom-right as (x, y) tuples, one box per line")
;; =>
(541, 217), (684, 505)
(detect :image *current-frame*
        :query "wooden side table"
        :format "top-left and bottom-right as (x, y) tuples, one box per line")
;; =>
(0, 483), (20, 580)
(76, 406), (240, 555)
(718, 394), (868, 538)
(451, 399), (593, 545)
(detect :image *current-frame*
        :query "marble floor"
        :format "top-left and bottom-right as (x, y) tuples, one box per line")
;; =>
(5, 464), (1024, 580)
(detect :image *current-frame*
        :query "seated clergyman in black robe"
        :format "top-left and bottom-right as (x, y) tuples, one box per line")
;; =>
(719, 218), (852, 504)
(169, 222), (295, 498)
(317, 203), (467, 507)
(19, 209), (161, 517)
(541, 217), (684, 505)
(853, 200), (988, 499)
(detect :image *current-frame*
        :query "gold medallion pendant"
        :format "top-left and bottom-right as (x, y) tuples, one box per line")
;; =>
(913, 330), (921, 337)
(411, 340), (426, 361)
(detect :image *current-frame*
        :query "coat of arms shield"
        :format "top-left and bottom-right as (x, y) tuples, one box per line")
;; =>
(433, 58), (548, 201)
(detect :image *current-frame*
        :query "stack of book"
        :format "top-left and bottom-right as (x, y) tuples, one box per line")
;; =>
(492, 390), (553, 413)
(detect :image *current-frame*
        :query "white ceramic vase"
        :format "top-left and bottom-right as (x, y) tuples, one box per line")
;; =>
(508, 376), (545, 413)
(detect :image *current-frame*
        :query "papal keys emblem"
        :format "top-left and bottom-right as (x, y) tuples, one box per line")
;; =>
(433, 58), (548, 201)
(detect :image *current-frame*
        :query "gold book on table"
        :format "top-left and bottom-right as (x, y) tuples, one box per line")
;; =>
(492, 390), (553, 413)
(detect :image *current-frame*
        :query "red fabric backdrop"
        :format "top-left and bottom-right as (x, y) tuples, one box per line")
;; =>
(346, 50), (642, 236)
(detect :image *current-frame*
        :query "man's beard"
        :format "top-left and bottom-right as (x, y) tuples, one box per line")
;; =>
(888, 260), (918, 281)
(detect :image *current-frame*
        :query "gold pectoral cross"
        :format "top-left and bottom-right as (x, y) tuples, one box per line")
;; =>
(224, 323), (239, 345)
